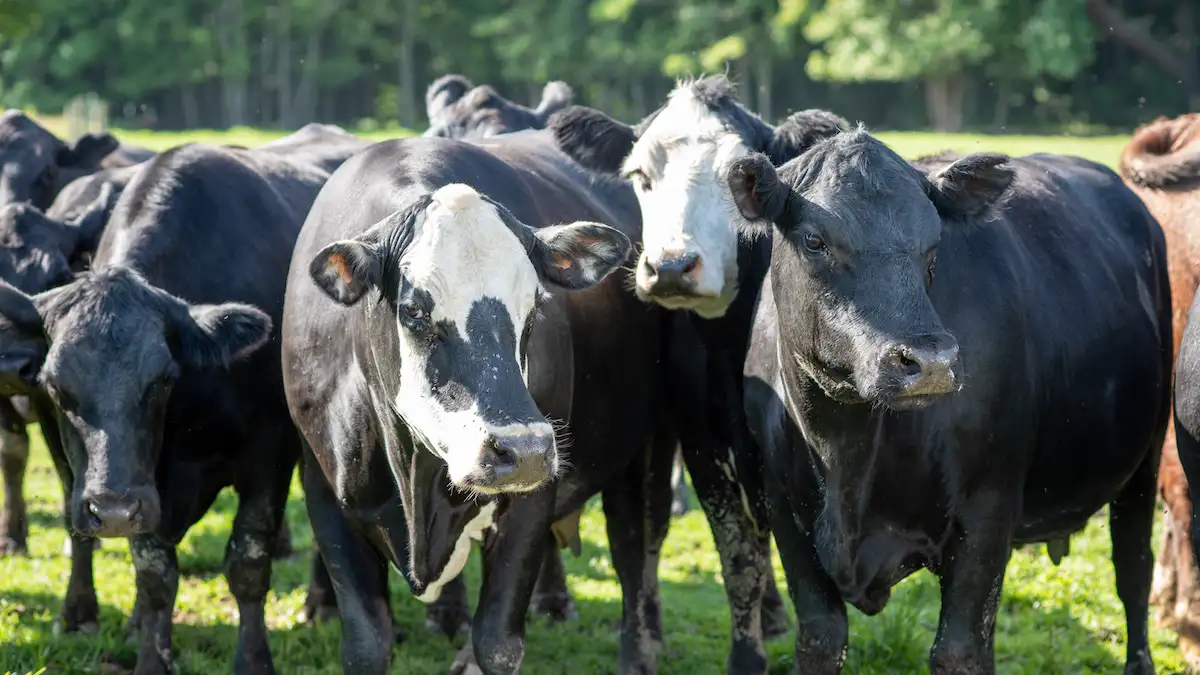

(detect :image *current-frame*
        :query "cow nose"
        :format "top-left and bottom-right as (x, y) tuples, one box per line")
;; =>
(478, 428), (555, 491)
(77, 486), (160, 538)
(882, 339), (960, 398)
(641, 251), (701, 296)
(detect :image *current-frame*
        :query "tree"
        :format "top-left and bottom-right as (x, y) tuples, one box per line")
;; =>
(803, 0), (1095, 131)
(1084, 0), (1199, 110)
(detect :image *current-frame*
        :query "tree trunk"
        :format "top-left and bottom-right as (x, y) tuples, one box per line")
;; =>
(754, 47), (773, 121)
(991, 79), (1011, 130)
(924, 73), (966, 132)
(181, 84), (200, 130)
(397, 0), (417, 127)
(277, 0), (293, 127)
(1085, 0), (1200, 109)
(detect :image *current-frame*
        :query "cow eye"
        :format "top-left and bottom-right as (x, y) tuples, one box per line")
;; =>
(627, 169), (652, 192)
(802, 232), (826, 253)
(401, 303), (426, 322)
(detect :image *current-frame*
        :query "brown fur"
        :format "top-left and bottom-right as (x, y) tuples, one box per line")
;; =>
(1121, 113), (1200, 669)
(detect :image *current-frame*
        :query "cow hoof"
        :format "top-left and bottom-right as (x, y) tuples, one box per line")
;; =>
(300, 602), (339, 625)
(1121, 650), (1154, 675)
(449, 642), (484, 675)
(762, 604), (791, 640)
(54, 618), (99, 636)
(0, 535), (27, 557)
(425, 606), (471, 641)
(531, 592), (578, 623)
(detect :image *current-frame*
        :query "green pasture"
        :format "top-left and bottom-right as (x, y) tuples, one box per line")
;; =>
(0, 126), (1185, 674)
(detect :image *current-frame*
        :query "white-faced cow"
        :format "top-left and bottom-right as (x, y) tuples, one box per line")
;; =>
(281, 129), (731, 674)
(548, 75), (844, 672)
(0, 142), (344, 674)
(423, 74), (575, 140)
(727, 130), (1168, 673)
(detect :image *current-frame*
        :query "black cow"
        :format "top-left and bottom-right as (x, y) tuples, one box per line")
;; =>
(0, 143), (334, 674)
(726, 131), (1169, 673)
(1173, 292), (1200, 649)
(258, 122), (374, 173)
(423, 74), (575, 140)
(283, 130), (691, 674)
(547, 76), (839, 672)
(0, 109), (152, 208)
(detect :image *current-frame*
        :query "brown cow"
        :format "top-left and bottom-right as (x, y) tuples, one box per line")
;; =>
(1121, 112), (1200, 668)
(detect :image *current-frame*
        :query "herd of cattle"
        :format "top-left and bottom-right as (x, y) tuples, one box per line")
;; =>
(1, 73), (1200, 675)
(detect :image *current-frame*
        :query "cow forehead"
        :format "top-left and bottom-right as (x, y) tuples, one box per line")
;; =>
(403, 184), (540, 329)
(625, 91), (746, 176)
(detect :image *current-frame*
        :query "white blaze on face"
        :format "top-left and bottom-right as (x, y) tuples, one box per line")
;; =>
(625, 87), (750, 315)
(392, 183), (555, 488)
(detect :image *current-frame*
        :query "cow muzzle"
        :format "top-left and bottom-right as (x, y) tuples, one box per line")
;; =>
(876, 336), (960, 406)
(458, 424), (556, 493)
(75, 484), (161, 537)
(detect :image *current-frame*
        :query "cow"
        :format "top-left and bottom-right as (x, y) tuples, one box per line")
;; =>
(720, 128), (1168, 673)
(0, 142), (336, 674)
(1119, 113), (1200, 668)
(282, 128), (754, 674)
(1173, 292), (1200, 675)
(0, 109), (152, 208)
(423, 74), (575, 140)
(546, 76), (844, 671)
(258, 122), (375, 173)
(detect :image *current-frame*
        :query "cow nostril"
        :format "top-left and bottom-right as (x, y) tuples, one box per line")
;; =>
(681, 255), (699, 275)
(18, 361), (37, 383)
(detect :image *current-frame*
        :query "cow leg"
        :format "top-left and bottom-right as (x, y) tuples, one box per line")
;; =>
(42, 410), (99, 634)
(1109, 448), (1159, 675)
(273, 517), (293, 559)
(600, 435), (673, 675)
(670, 449), (691, 516)
(679, 441), (773, 674)
(0, 420), (29, 556)
(765, 477), (845, 675)
(761, 576), (789, 640)
(303, 549), (340, 623)
(129, 535), (179, 675)
(928, 492), (1016, 675)
(530, 537), (577, 622)
(303, 458), (392, 675)
(457, 487), (555, 675)
(225, 452), (294, 674)
(426, 574), (471, 639)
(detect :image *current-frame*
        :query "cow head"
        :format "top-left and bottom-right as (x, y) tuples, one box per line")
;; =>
(549, 76), (848, 318)
(0, 110), (121, 208)
(0, 267), (272, 537)
(424, 77), (575, 140)
(0, 185), (116, 293)
(727, 130), (1013, 409)
(311, 183), (629, 494)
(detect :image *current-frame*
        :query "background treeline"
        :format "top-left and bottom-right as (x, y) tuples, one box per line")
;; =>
(0, 0), (1194, 133)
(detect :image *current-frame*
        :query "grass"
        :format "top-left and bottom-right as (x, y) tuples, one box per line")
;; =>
(0, 127), (1184, 674)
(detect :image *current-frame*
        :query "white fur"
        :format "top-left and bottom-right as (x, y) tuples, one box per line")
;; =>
(391, 183), (555, 491)
(415, 500), (497, 603)
(623, 86), (750, 317)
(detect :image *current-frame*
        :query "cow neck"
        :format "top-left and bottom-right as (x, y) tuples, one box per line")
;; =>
(776, 326), (885, 587)
(356, 296), (485, 596)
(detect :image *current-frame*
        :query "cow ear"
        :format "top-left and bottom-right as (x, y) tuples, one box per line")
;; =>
(727, 153), (788, 225)
(926, 153), (1013, 219)
(70, 182), (117, 253)
(534, 81), (575, 121)
(548, 106), (636, 175)
(170, 302), (273, 370)
(766, 109), (850, 165)
(310, 238), (381, 306)
(58, 132), (120, 169)
(0, 281), (49, 391)
(530, 222), (632, 290)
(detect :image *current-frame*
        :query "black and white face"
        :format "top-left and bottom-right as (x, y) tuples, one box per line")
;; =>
(312, 183), (631, 494)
